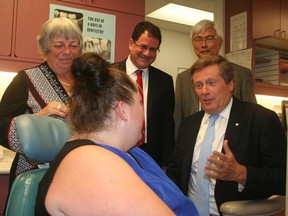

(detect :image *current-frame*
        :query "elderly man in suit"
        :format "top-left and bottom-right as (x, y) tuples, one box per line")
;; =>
(112, 21), (175, 170)
(174, 20), (256, 137)
(166, 55), (286, 216)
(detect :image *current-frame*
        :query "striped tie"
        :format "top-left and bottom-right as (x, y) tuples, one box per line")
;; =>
(135, 70), (145, 146)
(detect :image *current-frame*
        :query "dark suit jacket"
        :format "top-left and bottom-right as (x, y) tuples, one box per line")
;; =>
(167, 97), (286, 213)
(174, 63), (257, 137)
(112, 60), (175, 167)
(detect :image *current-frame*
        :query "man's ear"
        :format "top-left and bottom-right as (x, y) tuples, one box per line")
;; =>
(116, 101), (128, 121)
(128, 38), (134, 51)
(228, 80), (234, 92)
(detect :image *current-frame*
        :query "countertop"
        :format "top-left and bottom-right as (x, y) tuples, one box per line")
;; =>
(0, 145), (15, 174)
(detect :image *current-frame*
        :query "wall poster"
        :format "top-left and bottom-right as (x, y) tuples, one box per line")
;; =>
(230, 11), (247, 53)
(225, 48), (252, 70)
(50, 4), (116, 62)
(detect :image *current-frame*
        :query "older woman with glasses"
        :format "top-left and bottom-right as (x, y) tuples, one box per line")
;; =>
(0, 17), (83, 185)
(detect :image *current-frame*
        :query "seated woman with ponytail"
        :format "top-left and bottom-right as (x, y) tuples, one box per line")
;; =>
(35, 52), (199, 216)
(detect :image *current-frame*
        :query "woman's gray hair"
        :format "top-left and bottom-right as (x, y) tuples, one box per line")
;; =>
(190, 19), (223, 40)
(37, 17), (83, 56)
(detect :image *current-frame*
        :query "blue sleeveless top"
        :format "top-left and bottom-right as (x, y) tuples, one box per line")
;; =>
(35, 139), (199, 216)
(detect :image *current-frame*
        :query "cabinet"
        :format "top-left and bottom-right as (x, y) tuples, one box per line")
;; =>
(281, 0), (288, 39)
(252, 0), (282, 39)
(15, 0), (52, 61)
(56, 0), (144, 16)
(252, 0), (288, 97)
(252, 0), (288, 40)
(0, 0), (42, 72)
(225, 0), (288, 50)
(0, 0), (58, 62)
(0, 175), (9, 216)
(225, 0), (288, 97)
(0, 0), (144, 73)
(56, 0), (87, 5)
(0, 1), (15, 57)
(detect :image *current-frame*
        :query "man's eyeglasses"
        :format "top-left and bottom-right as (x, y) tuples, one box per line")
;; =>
(133, 40), (160, 54)
(193, 35), (218, 45)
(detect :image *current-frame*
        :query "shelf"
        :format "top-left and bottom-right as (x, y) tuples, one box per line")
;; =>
(254, 82), (288, 97)
(255, 57), (271, 64)
(254, 36), (288, 52)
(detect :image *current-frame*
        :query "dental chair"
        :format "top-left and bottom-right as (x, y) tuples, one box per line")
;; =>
(220, 108), (287, 216)
(220, 195), (285, 216)
(5, 114), (72, 216)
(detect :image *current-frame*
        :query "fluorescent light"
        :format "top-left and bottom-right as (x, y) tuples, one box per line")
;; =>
(146, 3), (214, 26)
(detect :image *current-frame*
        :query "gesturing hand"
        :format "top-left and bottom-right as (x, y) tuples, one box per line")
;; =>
(205, 140), (247, 185)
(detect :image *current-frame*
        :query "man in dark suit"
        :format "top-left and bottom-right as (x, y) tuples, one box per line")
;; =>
(174, 20), (256, 137)
(166, 55), (286, 215)
(112, 21), (175, 169)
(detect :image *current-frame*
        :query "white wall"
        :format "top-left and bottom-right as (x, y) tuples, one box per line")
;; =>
(151, 0), (224, 86)
(0, 72), (16, 101)
(152, 29), (197, 85)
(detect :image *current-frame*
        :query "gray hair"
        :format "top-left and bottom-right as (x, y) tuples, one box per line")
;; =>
(37, 17), (83, 56)
(190, 19), (223, 41)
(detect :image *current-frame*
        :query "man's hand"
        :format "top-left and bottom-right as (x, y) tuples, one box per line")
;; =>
(205, 140), (247, 186)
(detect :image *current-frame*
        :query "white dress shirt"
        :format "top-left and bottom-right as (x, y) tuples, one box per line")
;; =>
(126, 56), (148, 142)
(188, 98), (233, 215)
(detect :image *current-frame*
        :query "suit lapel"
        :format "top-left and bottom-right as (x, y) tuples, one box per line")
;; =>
(117, 60), (127, 72)
(114, 63), (156, 124)
(117, 62), (153, 122)
(146, 66), (156, 120)
(224, 98), (245, 152)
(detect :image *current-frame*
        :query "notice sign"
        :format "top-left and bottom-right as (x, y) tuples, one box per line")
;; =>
(50, 4), (116, 62)
(230, 11), (247, 53)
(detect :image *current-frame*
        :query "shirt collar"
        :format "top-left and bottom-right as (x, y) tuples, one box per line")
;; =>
(126, 55), (148, 76)
(203, 97), (233, 122)
(220, 97), (233, 120)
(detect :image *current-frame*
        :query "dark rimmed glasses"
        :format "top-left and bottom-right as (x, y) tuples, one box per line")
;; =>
(133, 40), (160, 54)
